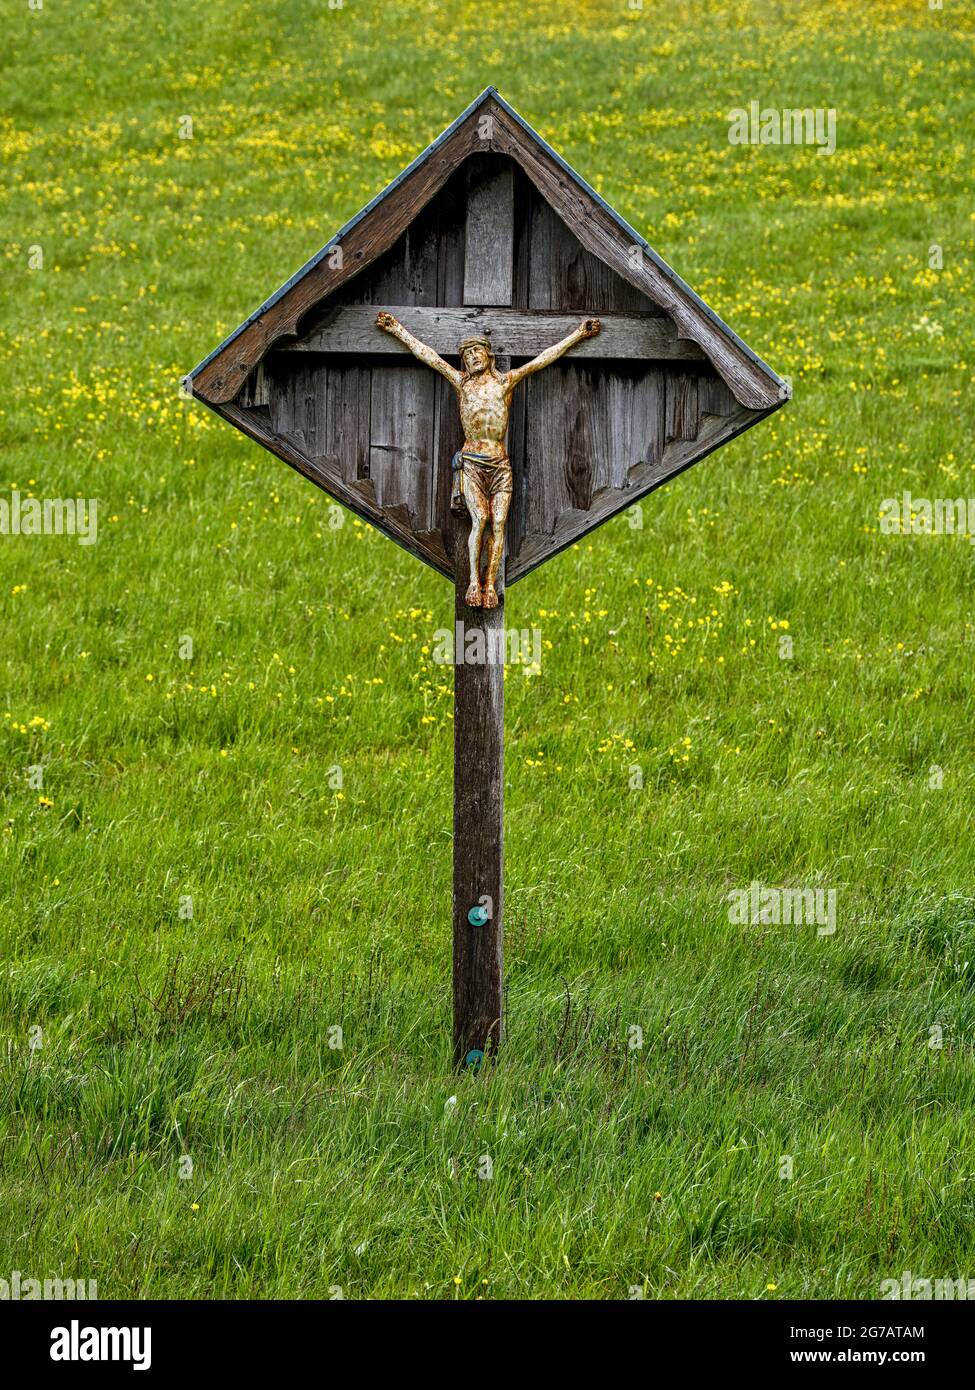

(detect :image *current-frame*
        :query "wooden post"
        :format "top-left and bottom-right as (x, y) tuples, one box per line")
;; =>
(452, 549), (504, 1070)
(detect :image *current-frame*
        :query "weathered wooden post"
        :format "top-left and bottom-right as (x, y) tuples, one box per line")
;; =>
(185, 88), (789, 1068)
(452, 550), (504, 1068)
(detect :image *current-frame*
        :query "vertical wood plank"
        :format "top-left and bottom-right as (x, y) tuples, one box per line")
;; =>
(524, 363), (599, 534)
(325, 364), (371, 483)
(355, 197), (441, 307)
(632, 368), (667, 475)
(524, 370), (571, 536)
(666, 372), (699, 443)
(431, 173), (467, 549)
(437, 167), (467, 308)
(266, 357), (320, 446)
(700, 373), (735, 417)
(369, 366), (435, 528)
(510, 166), (531, 313)
(596, 366), (667, 492)
(527, 192), (658, 313)
(432, 370), (464, 556)
(501, 355), (527, 572)
(464, 159), (514, 306)
(237, 362), (269, 410)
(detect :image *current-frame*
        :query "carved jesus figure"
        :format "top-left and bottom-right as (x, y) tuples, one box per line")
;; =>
(376, 312), (601, 607)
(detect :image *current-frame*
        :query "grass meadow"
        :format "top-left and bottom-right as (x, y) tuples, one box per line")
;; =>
(1, 0), (974, 1299)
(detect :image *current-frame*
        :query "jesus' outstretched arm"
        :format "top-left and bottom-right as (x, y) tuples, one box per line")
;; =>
(506, 317), (601, 387)
(375, 311), (462, 389)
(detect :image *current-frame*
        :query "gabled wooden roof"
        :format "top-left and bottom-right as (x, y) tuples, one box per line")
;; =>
(186, 88), (788, 412)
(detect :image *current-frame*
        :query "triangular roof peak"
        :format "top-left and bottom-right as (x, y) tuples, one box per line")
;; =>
(188, 90), (787, 411)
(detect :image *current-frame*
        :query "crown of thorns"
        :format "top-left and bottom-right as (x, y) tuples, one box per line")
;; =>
(458, 336), (493, 355)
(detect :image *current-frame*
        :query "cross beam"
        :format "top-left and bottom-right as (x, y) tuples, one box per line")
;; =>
(281, 306), (706, 362)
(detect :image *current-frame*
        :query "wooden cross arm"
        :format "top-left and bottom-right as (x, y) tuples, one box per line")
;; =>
(285, 307), (706, 362)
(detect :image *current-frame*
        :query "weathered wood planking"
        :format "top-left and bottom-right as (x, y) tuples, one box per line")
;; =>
(520, 363), (667, 542)
(666, 373), (699, 444)
(295, 163), (667, 336)
(527, 193), (656, 314)
(700, 374), (736, 417)
(432, 370), (465, 560)
(262, 357), (327, 456)
(237, 360), (269, 410)
(523, 365), (594, 533)
(325, 364), (371, 483)
(230, 355), (745, 588)
(368, 199), (440, 307)
(369, 364), (435, 528)
(214, 397), (452, 576)
(464, 158), (514, 306)
(437, 169), (467, 306)
(260, 153), (724, 579)
(285, 306), (704, 361)
(596, 366), (666, 495)
(503, 354), (528, 560)
(307, 166), (468, 318)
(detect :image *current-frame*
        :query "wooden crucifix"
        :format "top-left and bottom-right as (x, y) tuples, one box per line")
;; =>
(375, 312), (601, 609)
(185, 89), (789, 1069)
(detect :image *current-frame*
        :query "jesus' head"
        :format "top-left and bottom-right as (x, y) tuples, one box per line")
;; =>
(459, 336), (493, 376)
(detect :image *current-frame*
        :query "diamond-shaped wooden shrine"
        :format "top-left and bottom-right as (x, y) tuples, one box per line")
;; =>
(186, 88), (788, 588)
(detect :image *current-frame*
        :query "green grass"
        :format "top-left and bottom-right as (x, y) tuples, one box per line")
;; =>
(1, 0), (974, 1299)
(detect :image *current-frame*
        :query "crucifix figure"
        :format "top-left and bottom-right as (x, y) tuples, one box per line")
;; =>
(376, 311), (601, 607)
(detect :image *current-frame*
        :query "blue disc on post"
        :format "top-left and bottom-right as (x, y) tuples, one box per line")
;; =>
(467, 904), (489, 927)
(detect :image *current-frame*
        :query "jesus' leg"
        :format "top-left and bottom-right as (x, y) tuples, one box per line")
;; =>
(464, 475), (489, 607)
(482, 485), (512, 609)
(483, 530), (498, 608)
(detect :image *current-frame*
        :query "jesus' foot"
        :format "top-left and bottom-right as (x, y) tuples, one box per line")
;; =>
(482, 585), (499, 609)
(465, 581), (483, 607)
